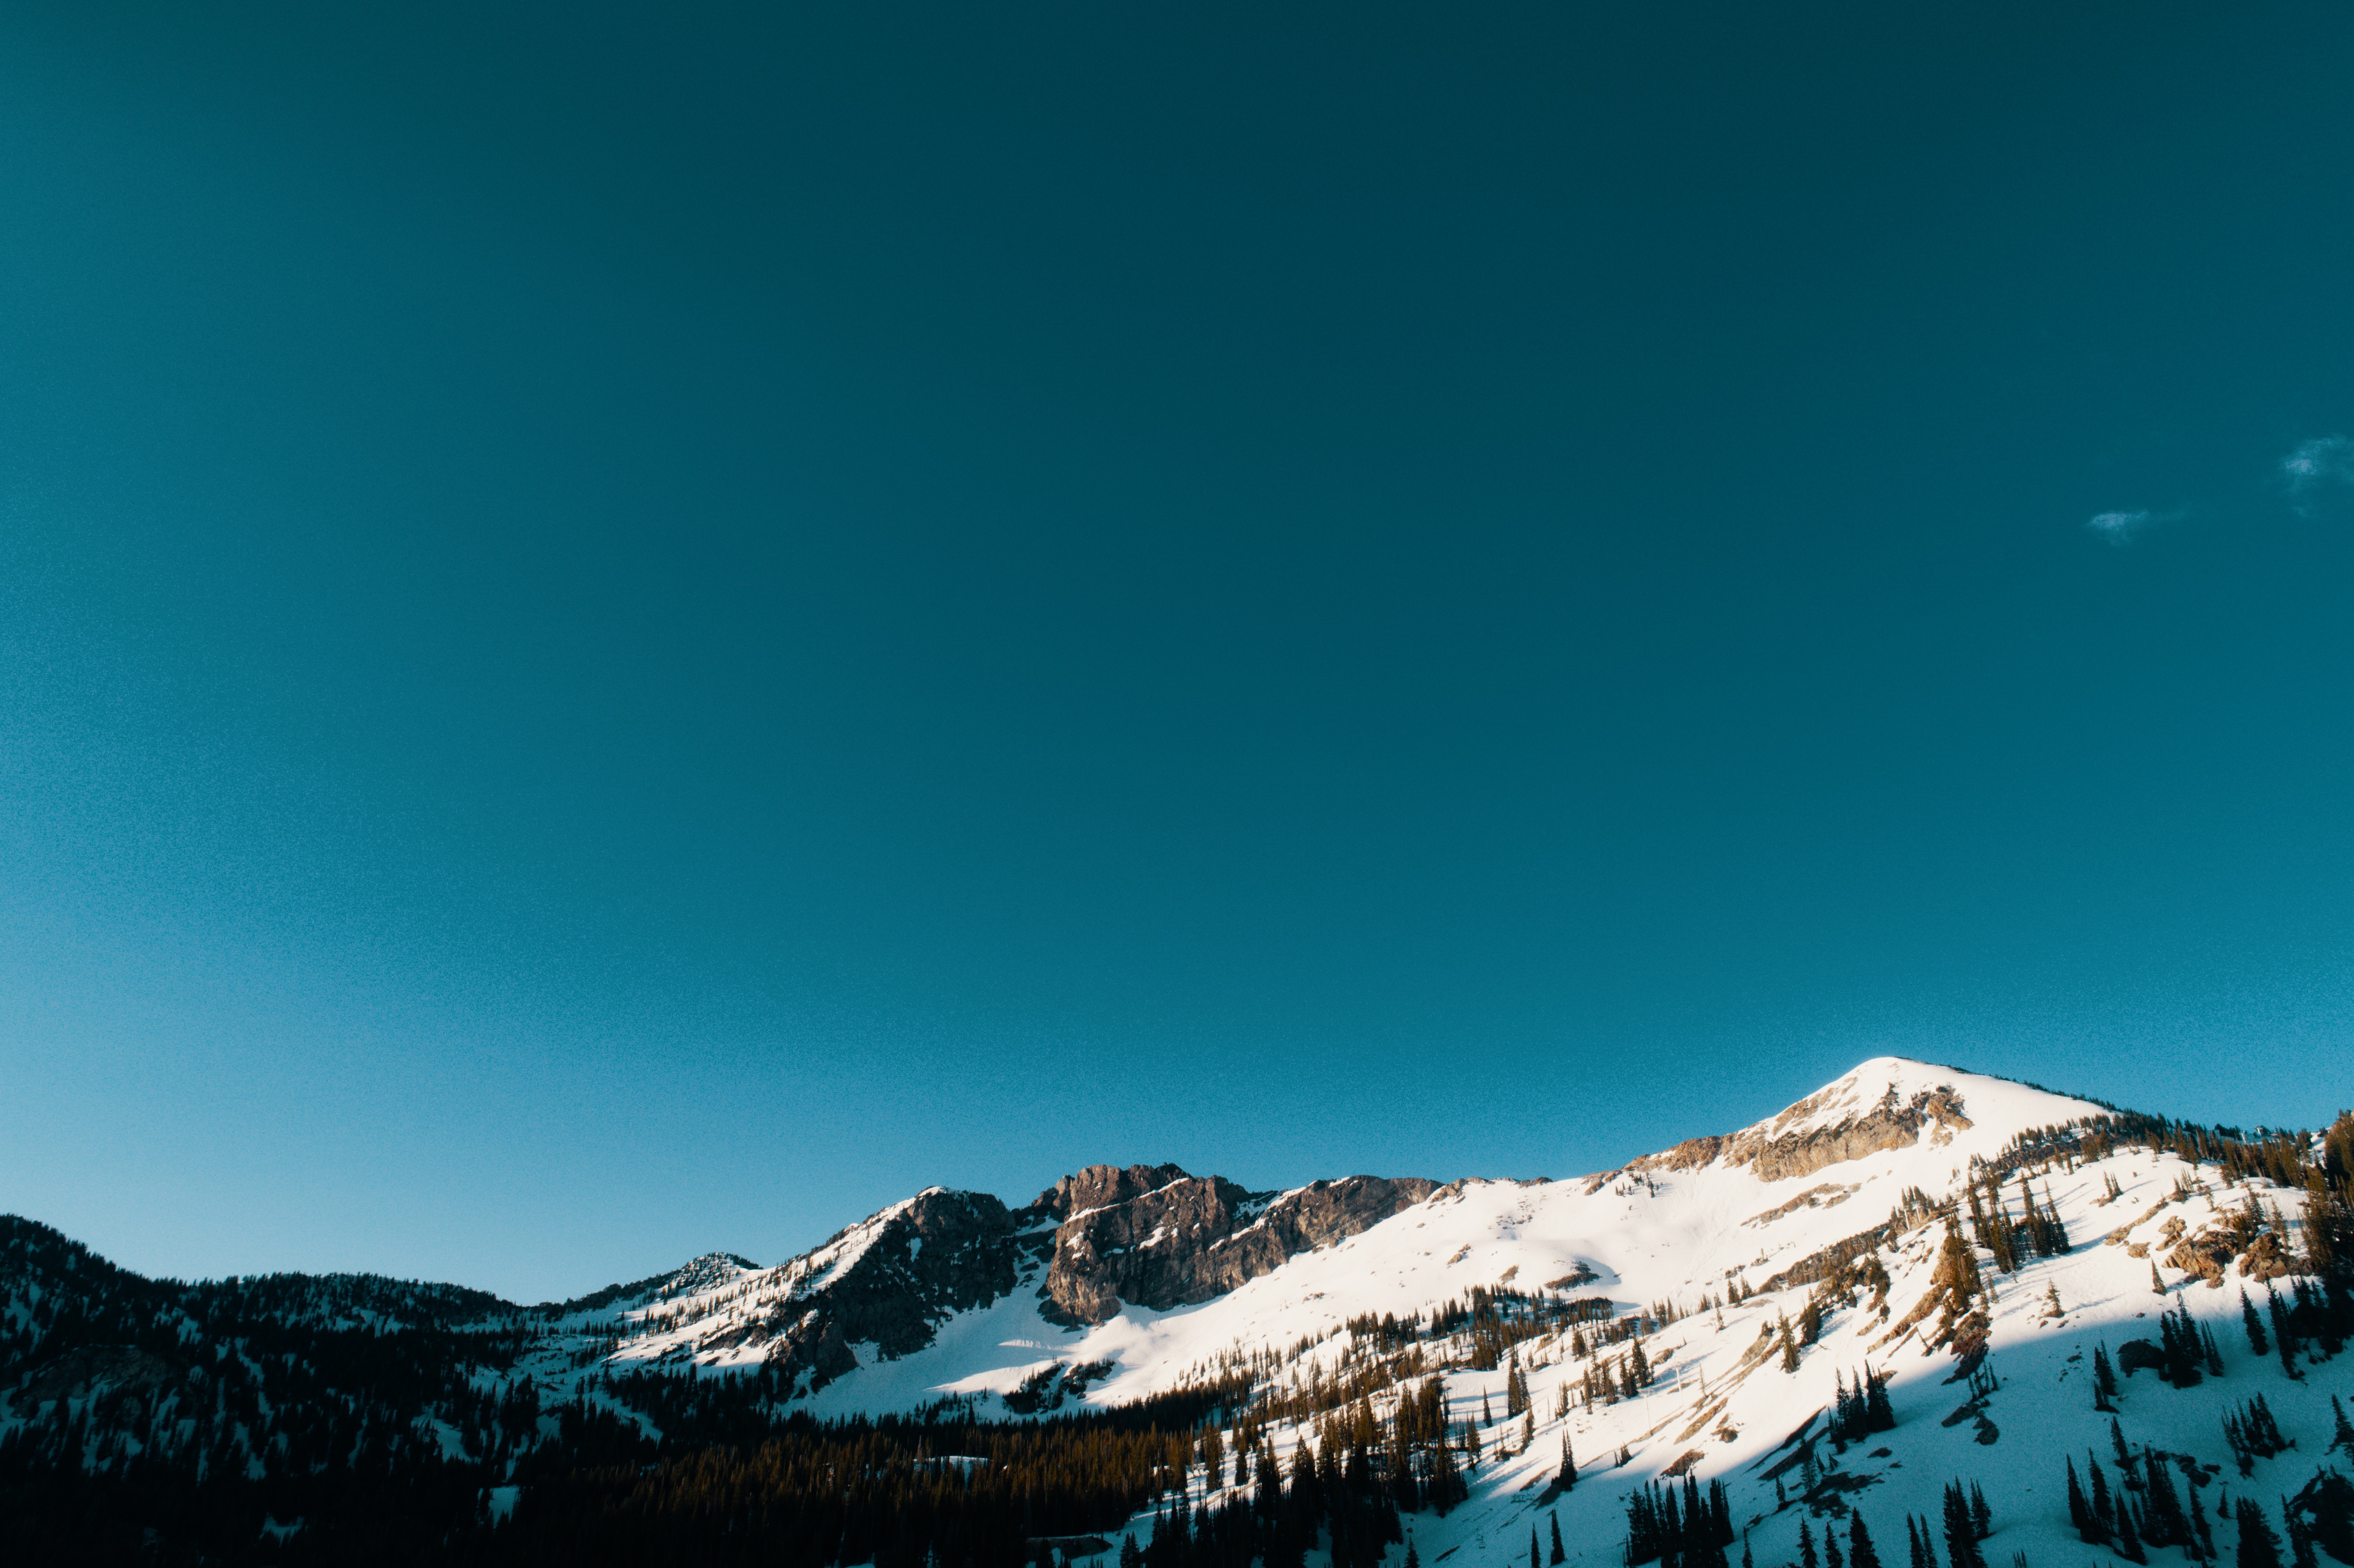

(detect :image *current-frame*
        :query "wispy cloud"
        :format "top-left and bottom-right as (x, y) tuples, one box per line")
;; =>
(2087, 509), (2153, 544)
(2284, 435), (2354, 512)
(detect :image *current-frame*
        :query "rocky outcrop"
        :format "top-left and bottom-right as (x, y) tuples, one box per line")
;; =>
(751, 1187), (1030, 1391)
(1037, 1171), (1438, 1325)
(1640, 1084), (1974, 1184)
(748, 1164), (1439, 1373)
(1025, 1164), (1195, 1223)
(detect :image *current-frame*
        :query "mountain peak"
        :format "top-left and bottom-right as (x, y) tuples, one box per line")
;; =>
(1634, 1057), (2104, 1185)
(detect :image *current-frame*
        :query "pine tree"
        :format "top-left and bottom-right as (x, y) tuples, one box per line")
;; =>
(1827, 1523), (1845, 1568)
(1943, 1483), (1987, 1568)
(1850, 1512), (1884, 1568)
(2144, 1456), (2188, 1548)
(1781, 1322), (1801, 1374)
(1558, 1434), (1578, 1492)
(1970, 1483), (1991, 1542)
(1800, 1518), (1819, 1568)
(2067, 1458), (2092, 1540)
(1405, 1538), (1421, 1568)
(2288, 1503), (2319, 1568)
(2112, 1418), (2133, 1468)
(1531, 1525), (1542, 1568)
(2236, 1500), (2283, 1568)
(2241, 1290), (2271, 1356)
(2329, 1395), (2354, 1456)
(2116, 1495), (2146, 1565)
(2089, 1454), (2117, 1542)
(1551, 1512), (1567, 1565)
(1864, 1365), (1896, 1433)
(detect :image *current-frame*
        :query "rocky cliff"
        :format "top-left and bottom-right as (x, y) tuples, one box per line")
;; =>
(1034, 1167), (1439, 1325)
(736, 1163), (1437, 1383)
(1637, 1080), (1975, 1183)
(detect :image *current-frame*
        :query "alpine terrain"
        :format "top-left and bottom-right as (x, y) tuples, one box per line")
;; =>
(6, 1058), (2352, 1568)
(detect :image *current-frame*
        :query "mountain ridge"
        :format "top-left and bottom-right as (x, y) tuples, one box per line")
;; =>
(6, 1055), (2350, 1568)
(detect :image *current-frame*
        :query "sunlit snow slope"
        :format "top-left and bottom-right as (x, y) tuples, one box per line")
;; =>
(514, 1056), (2348, 1568)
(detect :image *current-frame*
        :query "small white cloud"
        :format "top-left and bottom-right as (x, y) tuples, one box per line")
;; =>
(2087, 509), (2152, 543)
(2285, 436), (2354, 510)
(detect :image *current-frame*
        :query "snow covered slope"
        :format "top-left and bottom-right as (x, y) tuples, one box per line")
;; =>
(6, 1055), (2345, 1568)
(493, 1056), (2348, 1568)
(532, 1060), (2084, 1409)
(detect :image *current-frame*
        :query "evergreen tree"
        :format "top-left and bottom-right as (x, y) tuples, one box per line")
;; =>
(2287, 1503), (2319, 1568)
(1943, 1483), (1988, 1568)
(2116, 1496), (2147, 1565)
(2067, 1459), (2092, 1540)
(1827, 1524), (1845, 1568)
(2144, 1456), (2189, 1547)
(1970, 1483), (1991, 1542)
(1551, 1512), (1567, 1565)
(2241, 1290), (2270, 1356)
(2089, 1453), (2117, 1541)
(1865, 1365), (1896, 1433)
(1850, 1512), (1884, 1568)
(1532, 1525), (1542, 1568)
(2236, 1500), (2284, 1568)
(1800, 1518), (1819, 1568)
(2266, 1287), (2301, 1379)
(1558, 1435), (1578, 1492)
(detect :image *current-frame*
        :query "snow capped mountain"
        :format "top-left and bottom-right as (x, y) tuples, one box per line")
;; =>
(540, 1059), (2098, 1415)
(6, 1055), (2348, 1568)
(483, 1056), (2350, 1564)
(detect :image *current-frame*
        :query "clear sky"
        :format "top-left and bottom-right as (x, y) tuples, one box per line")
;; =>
(3, 1), (2352, 1303)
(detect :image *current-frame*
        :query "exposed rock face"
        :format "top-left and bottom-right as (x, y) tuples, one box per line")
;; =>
(1027, 1164), (1195, 1223)
(751, 1164), (1439, 1373)
(750, 1187), (1029, 1391)
(1640, 1085), (1974, 1183)
(1038, 1171), (1440, 1325)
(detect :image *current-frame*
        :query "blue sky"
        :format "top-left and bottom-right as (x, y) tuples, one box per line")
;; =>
(3, 0), (2352, 1302)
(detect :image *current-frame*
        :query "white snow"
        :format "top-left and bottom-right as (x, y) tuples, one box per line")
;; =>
(494, 1057), (2347, 1568)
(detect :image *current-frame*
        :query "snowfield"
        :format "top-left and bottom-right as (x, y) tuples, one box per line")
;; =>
(503, 1057), (2351, 1568)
